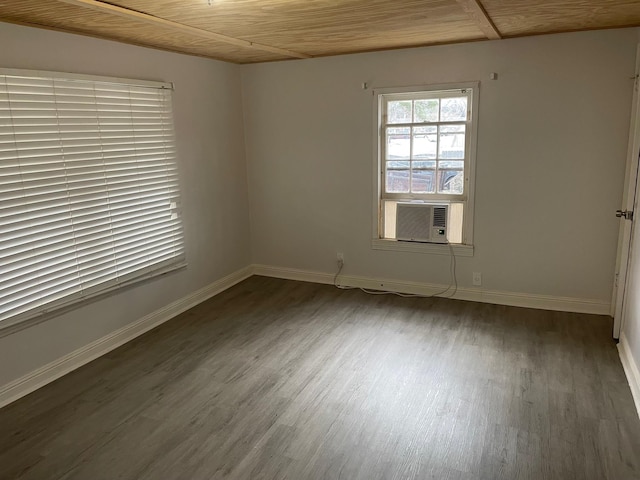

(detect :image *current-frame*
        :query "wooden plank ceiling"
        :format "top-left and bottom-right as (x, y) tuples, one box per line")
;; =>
(0, 0), (639, 64)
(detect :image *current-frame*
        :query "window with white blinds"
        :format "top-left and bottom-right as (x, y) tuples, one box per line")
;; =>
(0, 69), (185, 329)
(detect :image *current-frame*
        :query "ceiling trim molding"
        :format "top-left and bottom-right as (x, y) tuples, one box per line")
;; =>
(454, 0), (501, 40)
(55, 0), (312, 59)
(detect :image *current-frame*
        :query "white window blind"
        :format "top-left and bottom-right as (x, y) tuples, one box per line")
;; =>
(0, 69), (185, 328)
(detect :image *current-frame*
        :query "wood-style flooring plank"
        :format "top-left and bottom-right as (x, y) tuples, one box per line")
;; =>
(0, 276), (639, 480)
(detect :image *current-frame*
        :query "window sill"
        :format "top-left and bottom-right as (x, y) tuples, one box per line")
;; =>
(0, 261), (187, 338)
(371, 239), (474, 257)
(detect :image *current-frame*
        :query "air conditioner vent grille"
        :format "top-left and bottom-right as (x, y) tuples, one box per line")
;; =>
(395, 203), (449, 244)
(433, 207), (447, 228)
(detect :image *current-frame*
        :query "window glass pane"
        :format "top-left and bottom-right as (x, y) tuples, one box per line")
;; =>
(438, 125), (465, 159)
(386, 127), (410, 160)
(440, 97), (467, 122)
(412, 126), (437, 159)
(413, 160), (436, 169)
(386, 170), (410, 193)
(414, 99), (439, 122)
(411, 169), (435, 193)
(386, 160), (409, 169)
(387, 100), (412, 124)
(438, 160), (464, 169)
(438, 170), (464, 194)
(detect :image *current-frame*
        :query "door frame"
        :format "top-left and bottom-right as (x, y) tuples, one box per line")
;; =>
(613, 44), (640, 339)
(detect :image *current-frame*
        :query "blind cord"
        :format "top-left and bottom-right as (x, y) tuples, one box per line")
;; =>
(333, 242), (457, 299)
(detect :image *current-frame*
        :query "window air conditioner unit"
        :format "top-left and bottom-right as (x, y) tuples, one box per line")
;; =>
(396, 203), (448, 243)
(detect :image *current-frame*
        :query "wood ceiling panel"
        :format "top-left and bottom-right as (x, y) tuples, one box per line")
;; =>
(0, 0), (288, 63)
(1, 0), (640, 63)
(107, 0), (486, 56)
(454, 0), (501, 39)
(482, 0), (640, 37)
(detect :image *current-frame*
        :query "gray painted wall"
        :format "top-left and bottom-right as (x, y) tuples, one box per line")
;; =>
(0, 22), (252, 386)
(241, 29), (637, 302)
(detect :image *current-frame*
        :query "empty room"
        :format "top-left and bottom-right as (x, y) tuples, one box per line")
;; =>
(2, 1), (640, 479)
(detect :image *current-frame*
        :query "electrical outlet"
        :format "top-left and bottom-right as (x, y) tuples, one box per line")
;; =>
(337, 252), (344, 267)
(472, 272), (482, 286)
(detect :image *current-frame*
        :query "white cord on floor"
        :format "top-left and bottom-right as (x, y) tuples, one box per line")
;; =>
(333, 242), (457, 299)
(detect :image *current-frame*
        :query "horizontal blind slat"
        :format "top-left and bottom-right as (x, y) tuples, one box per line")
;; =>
(0, 208), (177, 256)
(1, 193), (179, 230)
(1, 218), (183, 277)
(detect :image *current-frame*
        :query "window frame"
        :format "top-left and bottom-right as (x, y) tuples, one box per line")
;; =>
(0, 68), (186, 332)
(371, 82), (479, 255)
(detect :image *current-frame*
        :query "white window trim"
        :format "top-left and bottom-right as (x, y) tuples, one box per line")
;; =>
(0, 68), (184, 332)
(370, 238), (474, 256)
(371, 82), (479, 255)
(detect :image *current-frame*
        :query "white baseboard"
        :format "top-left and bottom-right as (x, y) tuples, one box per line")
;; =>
(619, 333), (640, 419)
(0, 266), (252, 409)
(251, 264), (611, 315)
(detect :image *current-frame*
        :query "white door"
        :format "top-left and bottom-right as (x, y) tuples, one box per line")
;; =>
(616, 152), (640, 339)
(613, 45), (640, 339)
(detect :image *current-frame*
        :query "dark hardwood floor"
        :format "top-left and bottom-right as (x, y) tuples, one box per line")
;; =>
(1, 276), (639, 480)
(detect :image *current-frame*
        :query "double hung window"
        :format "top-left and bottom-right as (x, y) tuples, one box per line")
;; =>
(374, 83), (478, 252)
